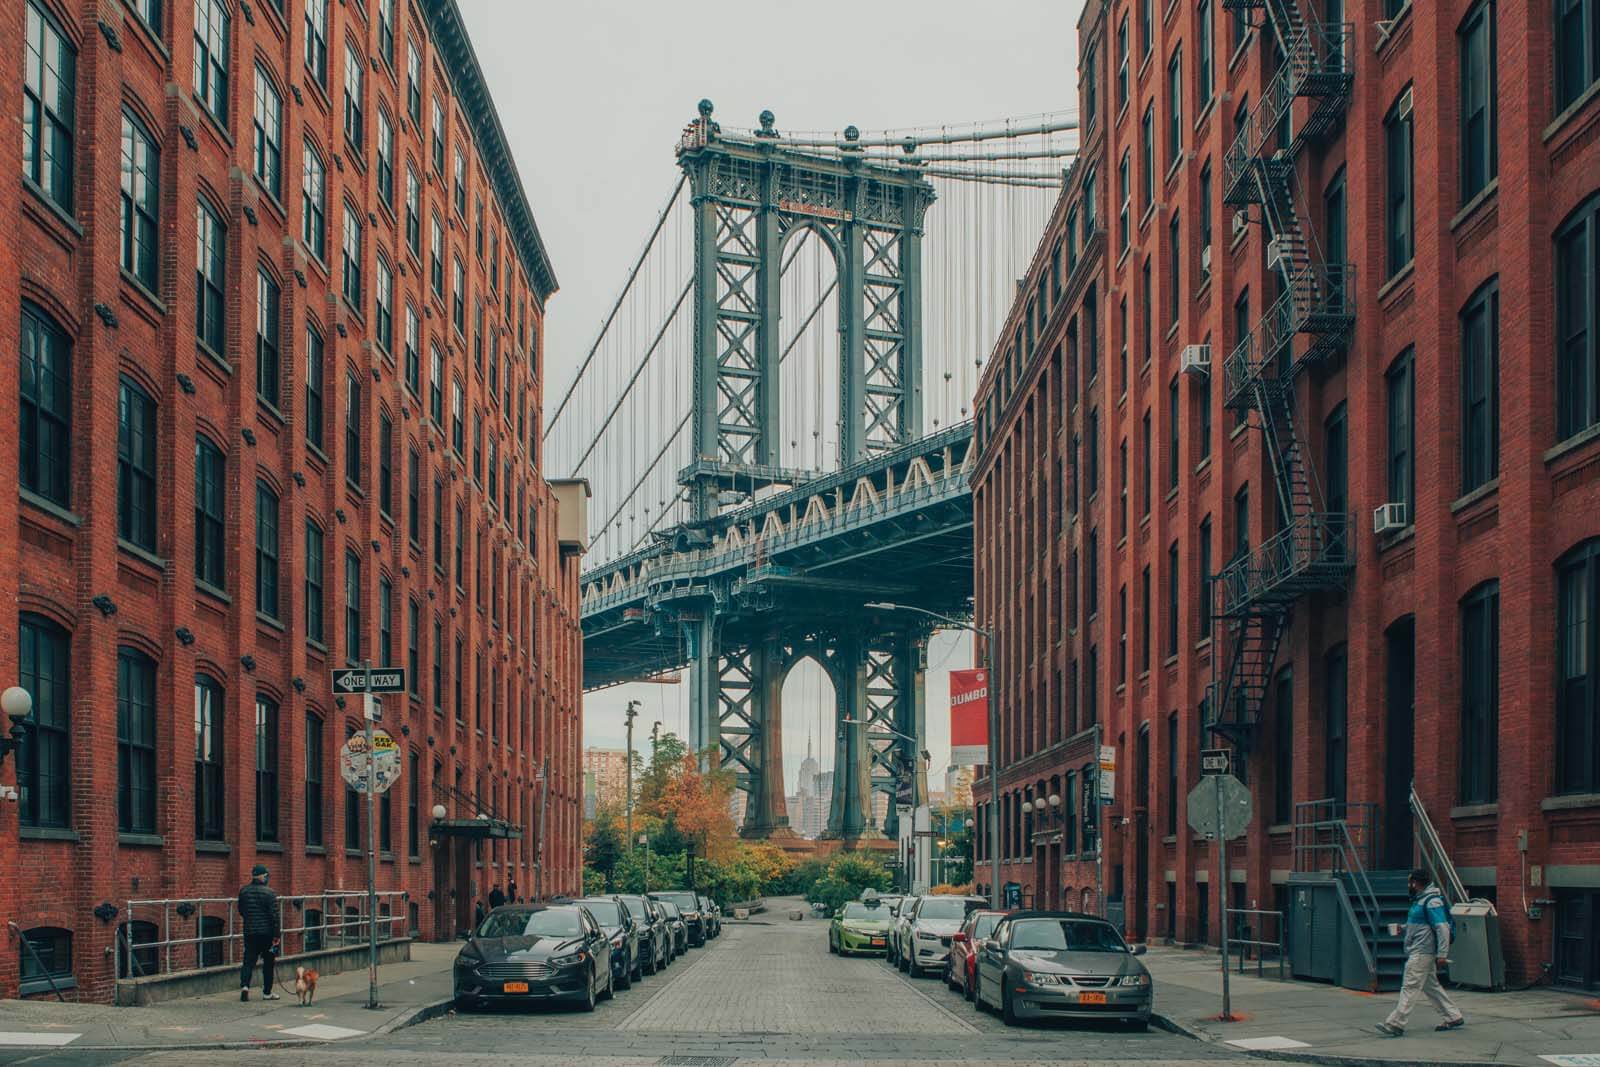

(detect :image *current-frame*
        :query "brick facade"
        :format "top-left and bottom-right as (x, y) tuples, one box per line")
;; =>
(974, 0), (1600, 989)
(0, 0), (584, 1002)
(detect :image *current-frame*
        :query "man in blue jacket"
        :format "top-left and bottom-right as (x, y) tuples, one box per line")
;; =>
(1376, 869), (1464, 1036)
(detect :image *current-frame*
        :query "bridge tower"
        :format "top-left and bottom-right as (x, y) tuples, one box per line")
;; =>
(674, 102), (937, 841)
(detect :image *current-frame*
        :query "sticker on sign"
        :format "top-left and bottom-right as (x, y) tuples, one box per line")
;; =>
(339, 730), (402, 794)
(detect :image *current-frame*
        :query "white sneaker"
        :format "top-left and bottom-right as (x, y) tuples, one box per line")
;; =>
(262, 992), (281, 1001)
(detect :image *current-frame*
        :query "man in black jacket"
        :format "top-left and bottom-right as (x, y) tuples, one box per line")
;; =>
(238, 864), (281, 1001)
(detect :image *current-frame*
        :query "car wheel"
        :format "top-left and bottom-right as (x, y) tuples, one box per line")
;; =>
(974, 973), (989, 1012)
(603, 966), (616, 1001)
(900, 950), (911, 974)
(1001, 985), (1019, 1026)
(828, 934), (838, 955)
(579, 969), (598, 1012)
(617, 960), (631, 990)
(632, 954), (644, 983)
(944, 961), (956, 990)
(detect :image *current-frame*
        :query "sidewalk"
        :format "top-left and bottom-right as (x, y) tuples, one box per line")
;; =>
(0, 942), (457, 1051)
(1145, 945), (1600, 1067)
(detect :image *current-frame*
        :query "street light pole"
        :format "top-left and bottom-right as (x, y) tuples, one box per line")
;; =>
(624, 701), (639, 857)
(862, 603), (1001, 911)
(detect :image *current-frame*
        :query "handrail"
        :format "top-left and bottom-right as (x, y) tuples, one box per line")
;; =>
(1410, 785), (1468, 905)
(1224, 908), (1286, 978)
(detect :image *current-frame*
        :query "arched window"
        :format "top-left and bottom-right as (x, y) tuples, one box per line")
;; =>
(116, 647), (158, 834)
(18, 613), (70, 828)
(194, 436), (226, 589)
(19, 926), (72, 994)
(20, 301), (71, 506)
(195, 674), (224, 840)
(1558, 540), (1600, 794)
(256, 694), (279, 844)
(1556, 193), (1600, 441)
(117, 376), (157, 550)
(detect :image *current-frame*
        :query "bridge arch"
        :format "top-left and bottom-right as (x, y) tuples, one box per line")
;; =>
(775, 221), (844, 474)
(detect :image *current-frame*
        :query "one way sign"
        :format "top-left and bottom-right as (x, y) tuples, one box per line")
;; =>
(331, 668), (406, 694)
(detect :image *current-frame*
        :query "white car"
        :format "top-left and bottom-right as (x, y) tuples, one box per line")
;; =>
(889, 895), (986, 978)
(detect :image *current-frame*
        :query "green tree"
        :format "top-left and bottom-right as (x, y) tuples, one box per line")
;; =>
(807, 852), (892, 915)
(583, 805), (626, 890)
(937, 806), (974, 886)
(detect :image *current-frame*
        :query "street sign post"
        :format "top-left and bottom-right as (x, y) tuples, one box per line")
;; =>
(1186, 772), (1252, 1021)
(332, 664), (404, 1010)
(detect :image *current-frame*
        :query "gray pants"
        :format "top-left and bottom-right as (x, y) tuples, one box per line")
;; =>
(1385, 954), (1461, 1030)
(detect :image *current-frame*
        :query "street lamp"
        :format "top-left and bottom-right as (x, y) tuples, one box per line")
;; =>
(1, 686), (32, 768)
(863, 602), (1002, 911)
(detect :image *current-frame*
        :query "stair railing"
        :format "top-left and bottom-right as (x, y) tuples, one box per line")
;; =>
(1410, 784), (1469, 905)
(1293, 799), (1381, 984)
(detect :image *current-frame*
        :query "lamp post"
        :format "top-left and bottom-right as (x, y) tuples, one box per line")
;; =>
(0, 686), (32, 769)
(863, 603), (1001, 911)
(624, 700), (640, 857)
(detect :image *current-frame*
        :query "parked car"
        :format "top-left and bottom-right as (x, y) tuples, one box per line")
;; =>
(973, 910), (1152, 1028)
(697, 894), (721, 938)
(452, 904), (614, 1011)
(617, 894), (670, 975)
(657, 899), (690, 956)
(890, 895), (988, 977)
(829, 899), (893, 956)
(946, 909), (1007, 1000)
(650, 891), (707, 947)
(877, 893), (906, 917)
(574, 895), (641, 989)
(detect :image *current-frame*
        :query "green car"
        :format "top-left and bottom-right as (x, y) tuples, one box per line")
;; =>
(828, 901), (893, 956)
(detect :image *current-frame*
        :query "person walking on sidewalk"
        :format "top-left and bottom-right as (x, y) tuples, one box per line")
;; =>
(1376, 869), (1464, 1036)
(238, 864), (282, 1002)
(488, 884), (507, 909)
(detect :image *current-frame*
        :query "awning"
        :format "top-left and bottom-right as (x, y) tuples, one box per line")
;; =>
(430, 817), (523, 840)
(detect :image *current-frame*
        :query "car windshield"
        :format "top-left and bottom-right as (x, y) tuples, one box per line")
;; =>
(841, 903), (883, 919)
(915, 898), (970, 921)
(578, 899), (622, 925)
(620, 898), (650, 921)
(972, 913), (1002, 939)
(660, 902), (681, 918)
(657, 892), (698, 909)
(478, 908), (583, 940)
(1009, 918), (1128, 953)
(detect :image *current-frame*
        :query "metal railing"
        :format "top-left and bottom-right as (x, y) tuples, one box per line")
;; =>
(1213, 514), (1353, 616)
(1410, 785), (1469, 906)
(1225, 908), (1286, 978)
(1292, 798), (1381, 982)
(118, 891), (408, 980)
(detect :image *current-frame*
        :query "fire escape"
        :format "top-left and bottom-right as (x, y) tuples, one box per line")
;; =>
(1209, 1), (1355, 750)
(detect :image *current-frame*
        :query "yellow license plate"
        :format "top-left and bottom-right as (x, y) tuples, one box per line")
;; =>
(1079, 991), (1107, 1005)
(502, 981), (529, 994)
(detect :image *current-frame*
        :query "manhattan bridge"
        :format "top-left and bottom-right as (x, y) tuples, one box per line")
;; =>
(548, 101), (1075, 841)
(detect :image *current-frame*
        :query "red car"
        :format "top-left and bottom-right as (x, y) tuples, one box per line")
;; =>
(945, 909), (1007, 1001)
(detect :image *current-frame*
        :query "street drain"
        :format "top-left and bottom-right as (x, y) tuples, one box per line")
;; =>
(656, 1059), (737, 1067)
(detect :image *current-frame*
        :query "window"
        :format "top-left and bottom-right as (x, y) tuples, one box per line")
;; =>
(188, 438), (227, 600)
(1168, 212), (1181, 326)
(1086, 407), (1100, 497)
(405, 166), (420, 256)
(430, 346), (445, 423)
(1234, 484), (1250, 560)
(377, 0), (395, 67)
(1141, 103), (1155, 209)
(375, 257), (394, 354)
(20, 304), (71, 507)
(1459, 3), (1496, 202)
(304, 0), (328, 85)
(303, 141), (327, 259)
(1198, 161), (1213, 261)
(1555, 889), (1600, 991)
(18, 614), (69, 828)
(378, 411), (394, 517)
(1198, 0), (1215, 105)
(117, 378), (157, 551)
(1198, 516), (1213, 639)
(195, 198), (226, 354)
(1386, 349), (1414, 518)
(1459, 582), (1499, 804)
(255, 695), (279, 842)
(1557, 195), (1600, 440)
(407, 599), (420, 695)
(1325, 401), (1348, 518)
(120, 113), (159, 287)
(408, 449), (421, 543)
(408, 751), (420, 858)
(303, 324), (327, 451)
(252, 68), (283, 198)
(342, 207), (363, 306)
(1385, 88), (1414, 275)
(1139, 566), (1151, 672)
(452, 380), (465, 454)
(256, 270), (281, 407)
(454, 148), (467, 214)
(454, 633), (464, 720)
(343, 44), (364, 147)
(404, 305), (420, 395)
(346, 371), (363, 485)
(192, 0), (229, 124)
(1556, 0), (1600, 113)
(1325, 168), (1348, 306)
(432, 617), (444, 712)
(433, 481), (444, 568)
(1140, 410), (1152, 515)
(430, 214), (444, 295)
(1322, 644), (1348, 804)
(1558, 540), (1600, 793)
(406, 39), (422, 122)
(380, 787), (392, 854)
(1167, 47), (1182, 165)
(117, 648), (157, 834)
(1118, 152), (1131, 251)
(1461, 279), (1499, 493)
(306, 521), (325, 643)
(1117, 16), (1129, 109)
(453, 258), (466, 333)
(431, 98), (446, 173)
(255, 481), (280, 618)
(1140, 0), (1153, 56)
(345, 551), (362, 661)
(379, 576), (393, 667)
(472, 414), (483, 482)
(22, 1), (75, 211)
(1273, 667), (1293, 823)
(19, 927), (71, 993)
(305, 713), (324, 847)
(376, 109), (395, 208)
(1117, 584), (1128, 686)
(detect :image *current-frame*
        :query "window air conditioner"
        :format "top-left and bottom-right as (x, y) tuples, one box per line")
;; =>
(1372, 502), (1409, 535)
(1200, 245), (1213, 273)
(1181, 345), (1211, 377)
(1232, 210), (1249, 238)
(1266, 237), (1286, 272)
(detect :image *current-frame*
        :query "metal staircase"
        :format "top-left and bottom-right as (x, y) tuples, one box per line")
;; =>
(1207, 4), (1355, 749)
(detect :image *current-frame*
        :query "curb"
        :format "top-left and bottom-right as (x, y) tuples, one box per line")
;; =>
(1153, 1012), (1505, 1067)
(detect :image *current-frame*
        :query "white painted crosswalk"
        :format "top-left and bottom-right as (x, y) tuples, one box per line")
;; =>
(0, 1031), (81, 1046)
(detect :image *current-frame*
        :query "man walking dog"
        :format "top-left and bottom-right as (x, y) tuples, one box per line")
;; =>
(1376, 869), (1464, 1036)
(238, 864), (281, 1001)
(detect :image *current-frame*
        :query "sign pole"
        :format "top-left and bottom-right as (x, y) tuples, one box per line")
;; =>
(1217, 773), (1231, 1020)
(364, 660), (378, 1011)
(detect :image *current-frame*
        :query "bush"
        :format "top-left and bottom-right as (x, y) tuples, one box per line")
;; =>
(929, 883), (975, 896)
(806, 853), (892, 916)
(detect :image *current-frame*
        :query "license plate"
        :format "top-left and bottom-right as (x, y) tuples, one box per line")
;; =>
(870, 938), (885, 946)
(502, 981), (529, 994)
(1078, 991), (1107, 1005)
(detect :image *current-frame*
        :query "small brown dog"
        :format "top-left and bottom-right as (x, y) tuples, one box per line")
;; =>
(294, 965), (319, 1006)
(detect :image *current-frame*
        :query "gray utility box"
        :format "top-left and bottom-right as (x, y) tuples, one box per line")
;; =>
(1288, 876), (1346, 984)
(1447, 901), (1505, 991)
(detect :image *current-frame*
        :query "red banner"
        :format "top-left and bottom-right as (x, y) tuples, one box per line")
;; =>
(949, 669), (989, 766)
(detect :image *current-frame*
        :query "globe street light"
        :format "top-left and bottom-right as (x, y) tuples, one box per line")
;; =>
(863, 603), (1002, 910)
(0, 686), (32, 768)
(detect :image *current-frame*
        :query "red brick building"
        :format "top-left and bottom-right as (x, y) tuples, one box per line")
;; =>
(0, 0), (585, 1001)
(974, 0), (1600, 991)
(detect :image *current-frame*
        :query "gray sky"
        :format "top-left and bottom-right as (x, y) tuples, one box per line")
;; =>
(460, 0), (1082, 787)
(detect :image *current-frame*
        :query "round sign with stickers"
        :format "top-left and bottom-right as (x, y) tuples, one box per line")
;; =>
(339, 729), (402, 794)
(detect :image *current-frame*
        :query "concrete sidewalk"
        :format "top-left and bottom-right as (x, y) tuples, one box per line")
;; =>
(1146, 945), (1600, 1066)
(0, 942), (457, 1051)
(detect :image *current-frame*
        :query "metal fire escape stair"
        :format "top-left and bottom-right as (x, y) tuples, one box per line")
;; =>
(1208, 4), (1355, 749)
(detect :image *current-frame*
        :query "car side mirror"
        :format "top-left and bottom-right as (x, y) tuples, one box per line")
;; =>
(1131, 944), (1147, 956)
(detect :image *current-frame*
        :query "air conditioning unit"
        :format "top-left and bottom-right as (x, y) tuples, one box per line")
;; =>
(1232, 210), (1249, 238)
(1266, 237), (1286, 272)
(1200, 244), (1213, 274)
(1372, 502), (1409, 534)
(1181, 344), (1211, 377)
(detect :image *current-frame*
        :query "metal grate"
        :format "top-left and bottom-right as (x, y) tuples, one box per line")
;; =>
(476, 960), (552, 980)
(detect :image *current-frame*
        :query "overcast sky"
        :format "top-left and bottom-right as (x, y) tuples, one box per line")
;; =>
(459, 0), (1082, 791)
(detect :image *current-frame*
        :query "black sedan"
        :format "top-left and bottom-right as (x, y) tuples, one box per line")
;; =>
(698, 894), (721, 938)
(574, 896), (641, 988)
(453, 904), (614, 1011)
(657, 899), (690, 956)
(974, 910), (1152, 1028)
(650, 891), (706, 946)
(617, 893), (670, 973)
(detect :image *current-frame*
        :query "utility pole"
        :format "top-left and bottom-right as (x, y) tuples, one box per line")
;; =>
(362, 662), (378, 1011)
(625, 700), (640, 855)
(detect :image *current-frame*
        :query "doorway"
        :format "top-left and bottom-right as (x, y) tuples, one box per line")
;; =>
(1382, 617), (1415, 870)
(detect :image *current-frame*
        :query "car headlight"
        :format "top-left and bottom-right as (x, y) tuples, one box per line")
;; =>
(550, 951), (588, 967)
(1023, 971), (1064, 986)
(1119, 973), (1151, 987)
(610, 934), (625, 949)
